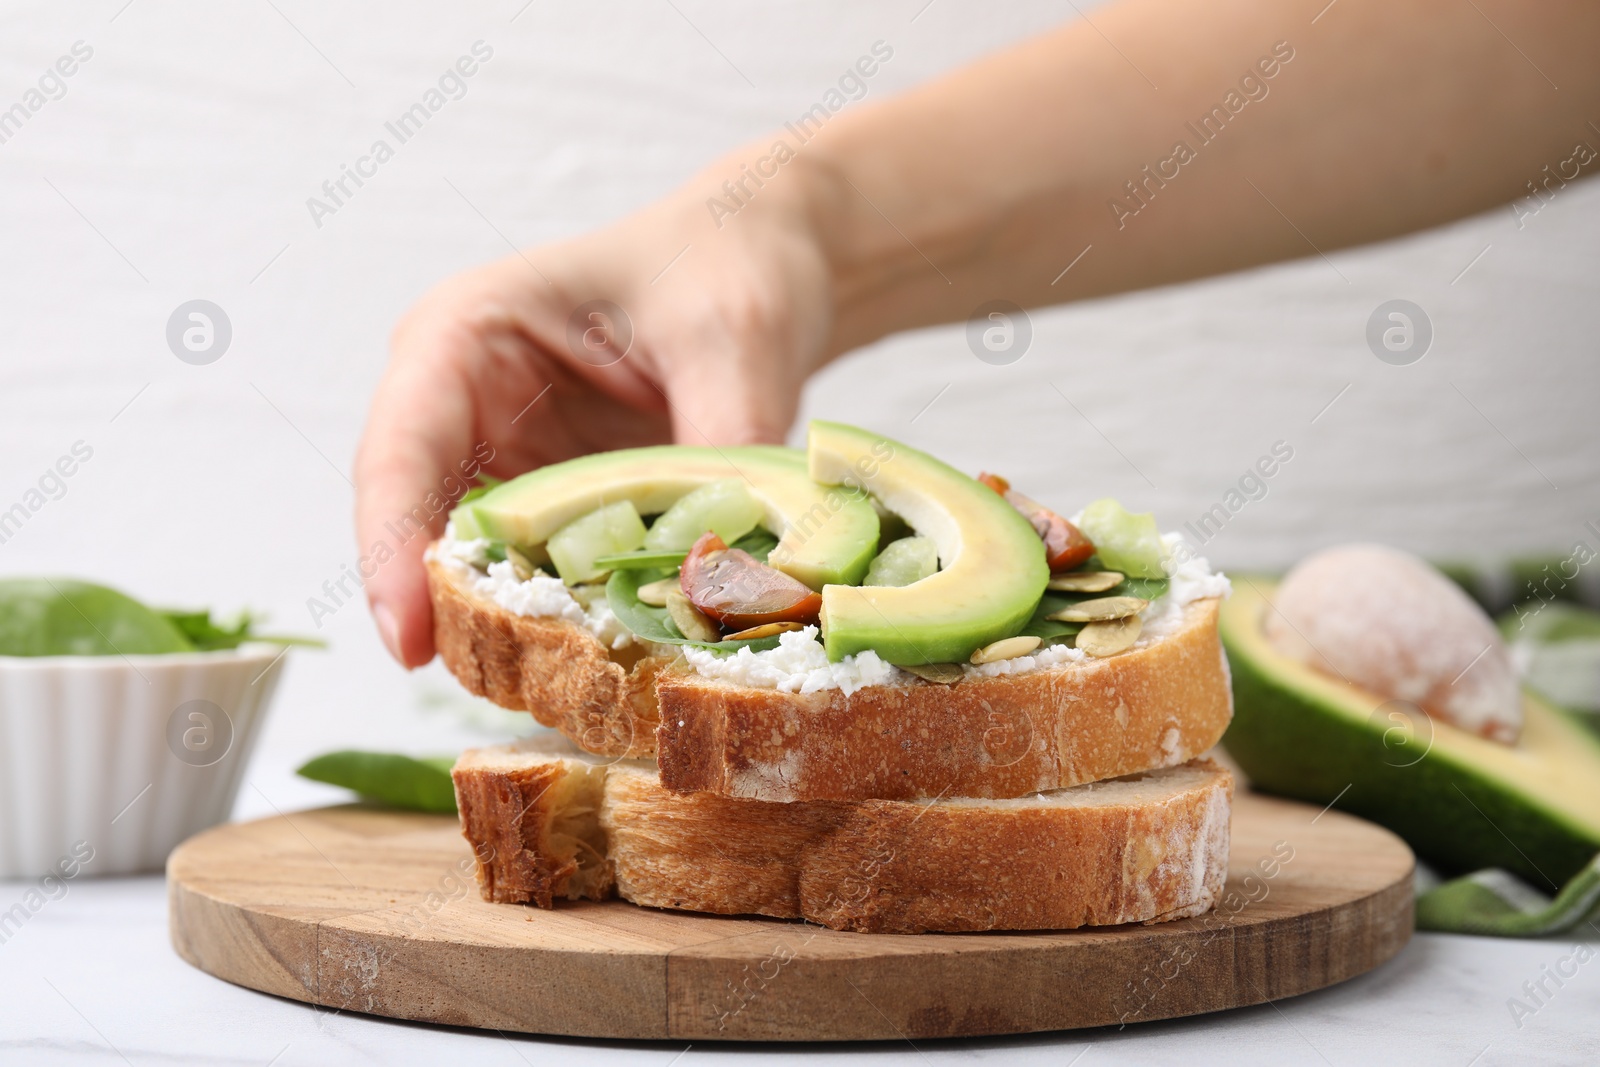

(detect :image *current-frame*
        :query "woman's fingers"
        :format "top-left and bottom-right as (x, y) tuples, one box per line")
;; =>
(354, 322), (478, 667)
(354, 181), (834, 668)
(646, 282), (810, 449)
(661, 351), (797, 448)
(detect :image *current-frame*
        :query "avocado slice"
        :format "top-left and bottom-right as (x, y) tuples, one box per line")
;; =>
(454, 445), (879, 590)
(807, 421), (1049, 665)
(1221, 579), (1600, 885)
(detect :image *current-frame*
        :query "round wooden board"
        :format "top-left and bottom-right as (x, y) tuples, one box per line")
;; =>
(168, 790), (1414, 1042)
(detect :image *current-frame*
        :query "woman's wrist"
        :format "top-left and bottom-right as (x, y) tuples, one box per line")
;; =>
(667, 93), (1067, 371)
(757, 132), (936, 361)
(653, 144), (851, 378)
(779, 97), (1054, 357)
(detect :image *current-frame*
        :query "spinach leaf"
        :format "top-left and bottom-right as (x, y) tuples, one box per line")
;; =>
(593, 548), (689, 570)
(0, 578), (194, 656)
(297, 750), (459, 814)
(1019, 595), (1086, 640)
(595, 529), (777, 572)
(731, 529), (779, 561)
(0, 577), (325, 657)
(605, 567), (785, 653)
(160, 609), (247, 650)
(456, 474), (504, 507)
(159, 609), (326, 652)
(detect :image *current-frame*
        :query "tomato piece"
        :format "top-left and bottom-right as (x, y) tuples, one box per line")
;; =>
(679, 531), (823, 630)
(1031, 507), (1095, 571)
(978, 471), (1011, 495)
(978, 471), (1095, 572)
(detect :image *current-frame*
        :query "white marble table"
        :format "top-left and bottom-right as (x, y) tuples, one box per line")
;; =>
(0, 872), (1593, 1066)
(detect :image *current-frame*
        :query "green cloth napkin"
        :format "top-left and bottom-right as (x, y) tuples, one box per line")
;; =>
(1410, 600), (1600, 936)
(1417, 853), (1600, 937)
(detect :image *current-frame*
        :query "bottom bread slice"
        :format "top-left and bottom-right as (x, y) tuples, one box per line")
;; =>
(453, 734), (1233, 934)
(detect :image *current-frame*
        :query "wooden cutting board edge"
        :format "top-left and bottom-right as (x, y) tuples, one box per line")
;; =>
(167, 790), (1415, 1042)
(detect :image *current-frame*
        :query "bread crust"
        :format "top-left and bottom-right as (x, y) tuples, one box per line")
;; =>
(453, 737), (1233, 934)
(431, 552), (1232, 800)
(451, 757), (615, 906)
(430, 556), (666, 758)
(658, 599), (1231, 801)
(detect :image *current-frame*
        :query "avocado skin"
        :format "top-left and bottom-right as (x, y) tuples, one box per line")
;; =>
(1222, 599), (1600, 887)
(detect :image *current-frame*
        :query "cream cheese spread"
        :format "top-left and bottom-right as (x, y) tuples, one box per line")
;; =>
(430, 529), (635, 650)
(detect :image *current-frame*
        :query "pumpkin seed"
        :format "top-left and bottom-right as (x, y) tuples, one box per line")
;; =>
(506, 545), (537, 582)
(969, 635), (1042, 664)
(636, 578), (677, 607)
(902, 662), (965, 684)
(1075, 615), (1142, 657)
(665, 590), (720, 643)
(722, 621), (806, 641)
(1046, 570), (1124, 593)
(1046, 595), (1147, 623)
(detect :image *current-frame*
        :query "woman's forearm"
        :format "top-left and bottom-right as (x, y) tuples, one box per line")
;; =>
(790, 0), (1600, 353)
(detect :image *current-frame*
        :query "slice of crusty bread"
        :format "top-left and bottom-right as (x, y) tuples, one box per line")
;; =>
(452, 733), (1233, 934)
(430, 555), (669, 759)
(657, 597), (1231, 802)
(430, 553), (1233, 800)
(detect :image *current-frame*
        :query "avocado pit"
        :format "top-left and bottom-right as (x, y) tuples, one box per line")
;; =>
(1263, 543), (1521, 744)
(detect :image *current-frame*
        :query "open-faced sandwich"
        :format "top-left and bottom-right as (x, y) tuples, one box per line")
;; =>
(431, 421), (1235, 932)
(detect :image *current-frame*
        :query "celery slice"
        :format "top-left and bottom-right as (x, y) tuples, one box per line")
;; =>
(547, 501), (647, 584)
(863, 536), (939, 587)
(1076, 498), (1167, 578)
(642, 479), (762, 551)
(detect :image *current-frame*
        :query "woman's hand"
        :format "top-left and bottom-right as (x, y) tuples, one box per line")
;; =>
(354, 156), (835, 666)
(358, 0), (1600, 669)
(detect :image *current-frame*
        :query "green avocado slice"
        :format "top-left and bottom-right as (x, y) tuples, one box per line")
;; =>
(807, 421), (1049, 665)
(1220, 579), (1600, 885)
(453, 444), (879, 590)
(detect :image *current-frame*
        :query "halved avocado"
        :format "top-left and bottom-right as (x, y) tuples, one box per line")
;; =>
(807, 421), (1049, 665)
(453, 445), (878, 590)
(1221, 579), (1600, 885)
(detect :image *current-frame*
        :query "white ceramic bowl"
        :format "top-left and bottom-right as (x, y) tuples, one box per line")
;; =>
(0, 645), (288, 879)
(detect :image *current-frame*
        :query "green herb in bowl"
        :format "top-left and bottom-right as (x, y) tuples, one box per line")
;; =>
(0, 578), (323, 657)
(0, 578), (312, 878)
